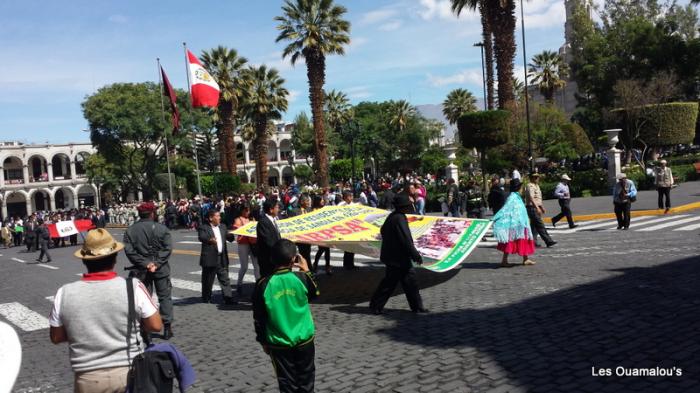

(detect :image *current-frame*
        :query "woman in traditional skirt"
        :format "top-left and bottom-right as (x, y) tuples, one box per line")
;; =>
(492, 179), (536, 267)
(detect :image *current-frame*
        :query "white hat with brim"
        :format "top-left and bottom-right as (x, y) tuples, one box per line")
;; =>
(74, 228), (124, 260)
(561, 174), (572, 181)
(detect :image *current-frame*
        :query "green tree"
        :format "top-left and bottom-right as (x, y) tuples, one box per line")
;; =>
(442, 88), (478, 125)
(291, 112), (315, 166)
(242, 66), (289, 187)
(452, 0), (495, 109)
(528, 50), (569, 103)
(293, 164), (314, 183)
(275, 0), (351, 188)
(200, 47), (249, 174)
(324, 89), (353, 133)
(329, 158), (363, 181)
(387, 100), (416, 132)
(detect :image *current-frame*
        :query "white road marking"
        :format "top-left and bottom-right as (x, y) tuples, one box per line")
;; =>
(183, 235), (198, 239)
(45, 296), (54, 302)
(176, 241), (201, 245)
(559, 216), (658, 233)
(674, 222), (700, 231)
(598, 215), (658, 231)
(170, 278), (211, 292)
(637, 215), (700, 232)
(189, 270), (257, 283)
(0, 302), (50, 332)
(36, 264), (59, 270)
(11, 258), (26, 264)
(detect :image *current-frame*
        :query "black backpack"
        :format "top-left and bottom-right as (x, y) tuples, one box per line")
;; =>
(125, 279), (175, 393)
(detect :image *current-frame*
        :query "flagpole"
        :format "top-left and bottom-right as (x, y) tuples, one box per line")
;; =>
(183, 42), (203, 197)
(157, 58), (175, 202)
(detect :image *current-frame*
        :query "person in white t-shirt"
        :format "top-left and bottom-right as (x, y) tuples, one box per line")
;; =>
(49, 229), (162, 393)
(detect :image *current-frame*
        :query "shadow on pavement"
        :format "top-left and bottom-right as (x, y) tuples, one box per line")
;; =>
(355, 255), (700, 392)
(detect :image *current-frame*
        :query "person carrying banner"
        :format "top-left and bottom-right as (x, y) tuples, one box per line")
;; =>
(369, 194), (428, 314)
(256, 200), (282, 278)
(337, 190), (357, 270)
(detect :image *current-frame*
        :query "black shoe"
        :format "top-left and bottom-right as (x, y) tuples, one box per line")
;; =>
(546, 241), (557, 248)
(162, 324), (173, 340)
(623, 227), (629, 230)
(617, 226), (622, 230)
(224, 297), (238, 305)
(413, 308), (430, 314)
(46, 259), (52, 263)
(551, 221), (557, 228)
(569, 224), (579, 229)
(35, 258), (42, 262)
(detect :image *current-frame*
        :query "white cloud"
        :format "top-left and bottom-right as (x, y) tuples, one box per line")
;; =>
(426, 69), (483, 87)
(521, 0), (566, 29)
(348, 37), (368, 52)
(287, 90), (301, 103)
(360, 8), (399, 25)
(107, 14), (128, 24)
(379, 20), (403, 31)
(417, 0), (458, 21)
(345, 85), (372, 99)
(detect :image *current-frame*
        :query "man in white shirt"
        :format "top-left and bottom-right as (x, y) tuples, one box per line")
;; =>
(551, 174), (578, 229)
(198, 210), (236, 304)
(49, 229), (162, 393)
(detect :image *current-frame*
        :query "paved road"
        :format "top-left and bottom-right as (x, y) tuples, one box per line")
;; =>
(2, 215), (700, 392)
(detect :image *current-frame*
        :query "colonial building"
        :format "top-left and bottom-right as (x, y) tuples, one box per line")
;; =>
(0, 142), (98, 218)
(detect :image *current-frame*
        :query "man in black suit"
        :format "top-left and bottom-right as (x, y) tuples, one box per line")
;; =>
(256, 200), (281, 278)
(288, 195), (312, 264)
(487, 177), (507, 215)
(35, 219), (52, 263)
(198, 210), (236, 304)
(369, 193), (427, 314)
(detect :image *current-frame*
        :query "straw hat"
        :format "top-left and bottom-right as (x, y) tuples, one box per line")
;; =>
(74, 229), (124, 260)
(561, 174), (572, 181)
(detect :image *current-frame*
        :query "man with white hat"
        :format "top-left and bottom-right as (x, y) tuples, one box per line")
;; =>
(49, 229), (162, 392)
(613, 173), (638, 230)
(655, 159), (673, 213)
(551, 174), (578, 229)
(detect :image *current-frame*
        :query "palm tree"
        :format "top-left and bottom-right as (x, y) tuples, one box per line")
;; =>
(324, 89), (353, 133)
(528, 50), (569, 103)
(388, 100), (417, 132)
(200, 46), (248, 175)
(275, 0), (351, 188)
(442, 88), (478, 125)
(512, 77), (526, 102)
(452, 0), (495, 109)
(241, 66), (289, 187)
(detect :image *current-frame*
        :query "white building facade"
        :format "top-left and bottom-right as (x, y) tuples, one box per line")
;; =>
(0, 142), (98, 219)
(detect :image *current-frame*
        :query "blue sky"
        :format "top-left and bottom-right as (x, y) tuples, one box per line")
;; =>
(0, 0), (571, 143)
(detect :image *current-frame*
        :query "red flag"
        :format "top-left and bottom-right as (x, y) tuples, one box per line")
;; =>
(160, 66), (181, 134)
(187, 49), (220, 108)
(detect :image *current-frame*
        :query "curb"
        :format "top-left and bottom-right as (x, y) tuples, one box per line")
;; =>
(543, 201), (700, 223)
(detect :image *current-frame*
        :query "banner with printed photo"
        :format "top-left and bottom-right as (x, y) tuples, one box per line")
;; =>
(232, 205), (491, 272)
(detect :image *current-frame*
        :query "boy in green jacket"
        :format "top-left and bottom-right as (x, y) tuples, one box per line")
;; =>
(253, 239), (319, 393)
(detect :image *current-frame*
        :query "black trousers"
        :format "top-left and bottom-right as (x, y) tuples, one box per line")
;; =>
(526, 205), (554, 245)
(25, 236), (36, 252)
(343, 252), (355, 269)
(313, 247), (331, 272)
(201, 255), (233, 302)
(657, 187), (671, 209)
(13, 232), (22, 247)
(269, 341), (315, 393)
(614, 201), (631, 229)
(369, 265), (424, 312)
(38, 241), (50, 261)
(297, 244), (311, 266)
(143, 265), (174, 325)
(552, 199), (574, 227)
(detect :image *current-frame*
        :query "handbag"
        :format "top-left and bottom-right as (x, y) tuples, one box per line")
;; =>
(126, 279), (175, 393)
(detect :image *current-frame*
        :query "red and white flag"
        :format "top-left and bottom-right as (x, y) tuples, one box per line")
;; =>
(187, 49), (220, 108)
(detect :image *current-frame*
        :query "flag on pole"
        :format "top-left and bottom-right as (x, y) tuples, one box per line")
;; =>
(186, 49), (220, 108)
(160, 66), (181, 134)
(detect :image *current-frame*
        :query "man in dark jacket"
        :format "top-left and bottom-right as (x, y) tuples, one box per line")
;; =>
(378, 187), (395, 211)
(165, 202), (178, 229)
(487, 177), (507, 215)
(256, 200), (282, 278)
(35, 219), (51, 263)
(123, 202), (174, 339)
(288, 195), (312, 264)
(198, 210), (236, 304)
(369, 193), (427, 314)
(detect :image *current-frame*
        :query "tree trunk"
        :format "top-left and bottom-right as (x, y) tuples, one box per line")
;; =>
(217, 127), (228, 174)
(305, 49), (329, 188)
(490, 0), (517, 109)
(220, 102), (237, 176)
(480, 3), (496, 110)
(254, 118), (269, 189)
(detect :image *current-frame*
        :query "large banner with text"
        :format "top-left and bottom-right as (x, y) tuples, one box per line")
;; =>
(232, 205), (491, 272)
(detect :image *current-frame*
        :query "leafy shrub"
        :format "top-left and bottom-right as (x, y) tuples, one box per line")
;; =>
(329, 158), (363, 182)
(458, 110), (511, 149)
(200, 173), (241, 196)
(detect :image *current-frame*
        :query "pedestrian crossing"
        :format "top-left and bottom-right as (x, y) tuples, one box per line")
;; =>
(549, 214), (700, 233)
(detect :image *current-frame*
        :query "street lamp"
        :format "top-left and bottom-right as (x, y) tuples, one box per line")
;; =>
(473, 42), (487, 111)
(342, 120), (360, 191)
(520, 0), (534, 172)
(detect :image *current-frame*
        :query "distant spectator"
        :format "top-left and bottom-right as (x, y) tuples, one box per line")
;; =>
(655, 160), (673, 213)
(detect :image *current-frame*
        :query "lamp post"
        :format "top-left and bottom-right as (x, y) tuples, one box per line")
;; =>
(473, 42), (487, 111)
(343, 120), (360, 191)
(520, 0), (534, 172)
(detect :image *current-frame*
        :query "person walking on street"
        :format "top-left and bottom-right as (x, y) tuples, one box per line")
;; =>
(198, 210), (237, 305)
(655, 159), (673, 213)
(35, 219), (51, 263)
(551, 174), (578, 229)
(446, 178), (460, 217)
(256, 200), (282, 278)
(487, 177), (507, 215)
(524, 173), (557, 248)
(369, 193), (428, 314)
(613, 173), (637, 230)
(337, 191), (357, 270)
(493, 180), (536, 267)
(253, 239), (319, 393)
(289, 195), (312, 265)
(234, 205), (259, 295)
(311, 196), (332, 276)
(49, 229), (162, 393)
(123, 202), (174, 340)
